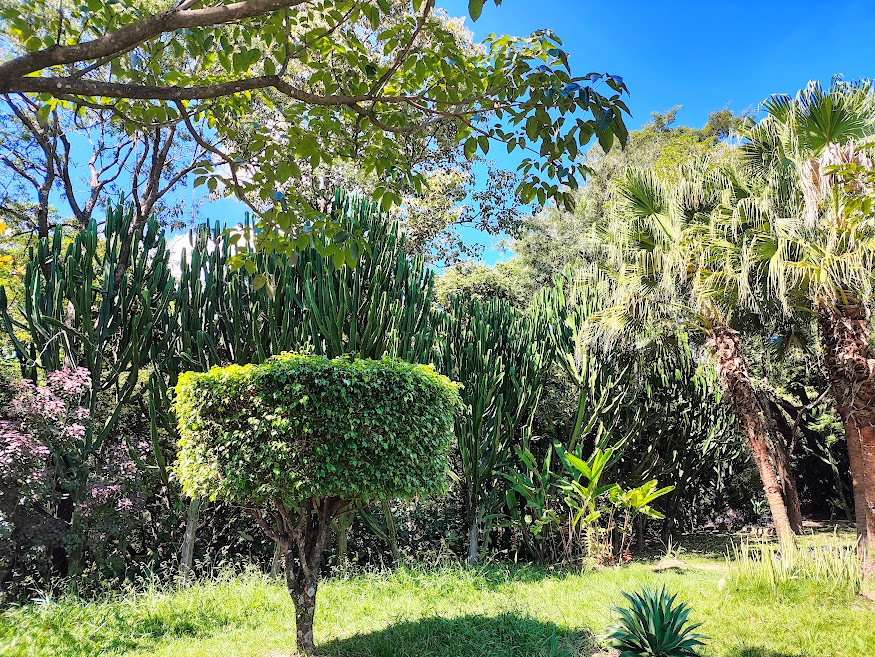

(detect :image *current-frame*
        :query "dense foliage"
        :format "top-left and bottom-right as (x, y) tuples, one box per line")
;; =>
(174, 354), (461, 506)
(0, 0), (873, 652)
(0, 48), (871, 657)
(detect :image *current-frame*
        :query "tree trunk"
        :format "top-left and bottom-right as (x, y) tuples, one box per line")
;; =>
(840, 414), (872, 540)
(707, 326), (795, 544)
(179, 497), (200, 580)
(270, 542), (283, 580)
(815, 437), (853, 521)
(288, 553), (319, 656)
(770, 430), (804, 533)
(467, 521), (479, 566)
(258, 497), (344, 656)
(818, 301), (875, 550)
(334, 511), (352, 568)
(859, 423), (875, 543)
(380, 499), (401, 562)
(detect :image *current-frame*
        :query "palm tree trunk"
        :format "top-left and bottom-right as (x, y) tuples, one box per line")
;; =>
(707, 326), (795, 543)
(818, 301), (875, 550)
(840, 412), (871, 541)
(770, 429), (804, 533)
(858, 421), (875, 544)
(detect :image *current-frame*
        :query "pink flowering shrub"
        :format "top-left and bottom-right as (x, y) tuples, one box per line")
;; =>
(9, 367), (91, 449)
(81, 436), (150, 517)
(0, 420), (50, 501)
(2, 367), (177, 590)
(1, 369), (92, 582)
(1, 367), (150, 585)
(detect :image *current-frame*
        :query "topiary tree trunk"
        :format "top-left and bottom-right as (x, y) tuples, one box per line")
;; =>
(252, 498), (346, 655)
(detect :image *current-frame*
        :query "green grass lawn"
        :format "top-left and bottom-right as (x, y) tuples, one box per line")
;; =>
(2, 530), (873, 657)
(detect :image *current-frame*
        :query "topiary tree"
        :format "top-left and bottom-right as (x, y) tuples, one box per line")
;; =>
(173, 353), (461, 655)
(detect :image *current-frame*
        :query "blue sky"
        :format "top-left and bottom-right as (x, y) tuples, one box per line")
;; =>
(439, 0), (875, 264)
(441, 0), (875, 131)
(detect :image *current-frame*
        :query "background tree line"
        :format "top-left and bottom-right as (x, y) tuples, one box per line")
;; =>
(1, 2), (871, 593)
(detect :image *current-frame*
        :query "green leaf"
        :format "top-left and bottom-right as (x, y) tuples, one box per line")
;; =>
(464, 137), (478, 160)
(468, 0), (485, 20)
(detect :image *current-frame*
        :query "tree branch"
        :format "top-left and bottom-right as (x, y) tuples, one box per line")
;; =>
(368, 0), (431, 96)
(173, 100), (263, 216)
(0, 0), (312, 84)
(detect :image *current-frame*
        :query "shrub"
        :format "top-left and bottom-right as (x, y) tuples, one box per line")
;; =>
(173, 353), (461, 655)
(606, 585), (706, 657)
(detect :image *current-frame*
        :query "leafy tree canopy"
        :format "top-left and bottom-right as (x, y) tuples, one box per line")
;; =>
(508, 107), (747, 291)
(173, 353), (461, 507)
(434, 259), (529, 308)
(0, 0), (630, 263)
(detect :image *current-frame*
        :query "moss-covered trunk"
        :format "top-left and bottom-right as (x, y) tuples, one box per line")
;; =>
(707, 326), (795, 544)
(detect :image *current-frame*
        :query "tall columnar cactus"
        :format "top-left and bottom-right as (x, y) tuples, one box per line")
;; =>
(542, 275), (640, 455)
(543, 273), (738, 538)
(166, 191), (433, 372)
(0, 204), (174, 449)
(436, 296), (554, 564)
(618, 338), (737, 538)
(299, 192), (434, 363)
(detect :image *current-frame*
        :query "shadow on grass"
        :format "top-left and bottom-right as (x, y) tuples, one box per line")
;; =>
(730, 649), (805, 657)
(320, 613), (593, 657)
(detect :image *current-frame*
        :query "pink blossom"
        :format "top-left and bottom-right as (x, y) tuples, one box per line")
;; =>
(0, 420), (49, 493)
(66, 423), (87, 440)
(47, 367), (91, 398)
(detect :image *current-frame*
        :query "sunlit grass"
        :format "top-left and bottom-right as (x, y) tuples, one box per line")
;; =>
(1, 531), (873, 657)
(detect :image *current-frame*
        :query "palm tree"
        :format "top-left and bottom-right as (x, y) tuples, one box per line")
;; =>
(741, 78), (875, 548)
(599, 163), (800, 543)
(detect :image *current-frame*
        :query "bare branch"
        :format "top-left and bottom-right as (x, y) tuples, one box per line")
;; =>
(174, 100), (263, 216)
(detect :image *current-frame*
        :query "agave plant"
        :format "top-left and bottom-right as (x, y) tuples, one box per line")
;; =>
(606, 585), (707, 657)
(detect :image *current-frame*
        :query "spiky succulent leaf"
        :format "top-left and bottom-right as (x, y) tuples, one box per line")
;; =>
(607, 585), (707, 657)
